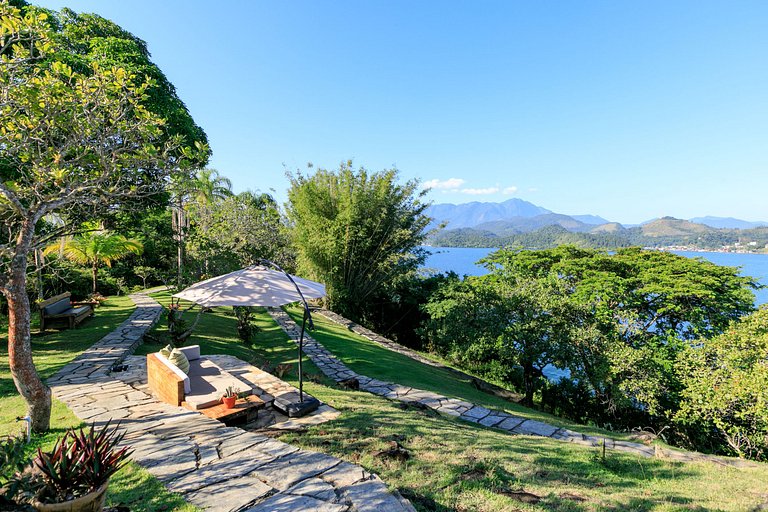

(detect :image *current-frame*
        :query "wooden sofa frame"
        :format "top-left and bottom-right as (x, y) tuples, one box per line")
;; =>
(147, 353), (185, 406)
(38, 292), (94, 331)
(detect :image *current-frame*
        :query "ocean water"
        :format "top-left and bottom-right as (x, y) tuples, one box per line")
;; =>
(421, 247), (768, 305)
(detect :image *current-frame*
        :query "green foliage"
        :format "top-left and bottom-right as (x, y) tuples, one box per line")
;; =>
(34, 421), (132, 503)
(233, 306), (257, 344)
(676, 308), (768, 460)
(0, 434), (39, 506)
(186, 190), (292, 277)
(43, 229), (143, 293)
(422, 246), (758, 450)
(133, 266), (155, 289)
(286, 161), (432, 321)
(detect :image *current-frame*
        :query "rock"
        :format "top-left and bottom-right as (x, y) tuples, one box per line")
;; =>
(339, 377), (359, 390)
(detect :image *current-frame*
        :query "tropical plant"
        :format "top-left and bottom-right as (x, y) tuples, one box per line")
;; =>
(0, 434), (39, 507)
(170, 168), (233, 286)
(233, 306), (257, 344)
(676, 308), (768, 460)
(286, 161), (433, 321)
(33, 422), (132, 504)
(43, 230), (144, 294)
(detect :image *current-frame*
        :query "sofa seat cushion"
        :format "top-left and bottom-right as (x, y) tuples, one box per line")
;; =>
(68, 306), (91, 316)
(184, 359), (252, 410)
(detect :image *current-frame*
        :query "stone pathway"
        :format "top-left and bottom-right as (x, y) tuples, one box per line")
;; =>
(48, 291), (416, 511)
(269, 308), (754, 467)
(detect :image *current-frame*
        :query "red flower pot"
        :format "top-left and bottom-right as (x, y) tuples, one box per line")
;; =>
(222, 396), (237, 409)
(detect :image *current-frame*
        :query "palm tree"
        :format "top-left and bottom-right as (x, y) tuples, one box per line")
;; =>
(44, 231), (144, 294)
(170, 168), (232, 287)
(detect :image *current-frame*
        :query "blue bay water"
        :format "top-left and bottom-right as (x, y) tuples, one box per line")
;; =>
(422, 247), (768, 305)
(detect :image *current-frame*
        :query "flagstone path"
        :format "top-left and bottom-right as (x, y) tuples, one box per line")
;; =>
(269, 308), (754, 467)
(47, 291), (415, 512)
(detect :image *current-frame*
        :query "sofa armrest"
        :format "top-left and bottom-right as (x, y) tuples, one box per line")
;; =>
(178, 345), (201, 361)
(147, 353), (187, 406)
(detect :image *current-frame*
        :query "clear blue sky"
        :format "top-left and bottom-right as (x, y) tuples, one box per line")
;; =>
(36, 0), (768, 224)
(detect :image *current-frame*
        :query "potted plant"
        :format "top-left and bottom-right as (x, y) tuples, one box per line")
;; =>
(31, 421), (131, 512)
(222, 386), (240, 409)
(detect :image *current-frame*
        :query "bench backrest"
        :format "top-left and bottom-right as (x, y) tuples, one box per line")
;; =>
(39, 292), (71, 312)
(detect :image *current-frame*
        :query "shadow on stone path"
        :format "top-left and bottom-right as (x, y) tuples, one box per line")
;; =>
(47, 290), (415, 512)
(269, 308), (756, 468)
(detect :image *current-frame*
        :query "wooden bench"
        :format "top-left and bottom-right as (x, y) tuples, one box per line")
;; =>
(38, 292), (94, 331)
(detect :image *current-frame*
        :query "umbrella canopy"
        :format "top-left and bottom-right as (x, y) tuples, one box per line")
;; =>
(173, 266), (325, 307)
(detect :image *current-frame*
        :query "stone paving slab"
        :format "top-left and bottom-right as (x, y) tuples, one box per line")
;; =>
(270, 307), (749, 467)
(47, 291), (415, 511)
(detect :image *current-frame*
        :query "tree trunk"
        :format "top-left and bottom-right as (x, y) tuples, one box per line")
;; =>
(92, 263), (98, 294)
(6, 247), (52, 432)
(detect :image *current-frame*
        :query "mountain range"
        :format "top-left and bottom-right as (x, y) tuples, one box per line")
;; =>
(425, 198), (767, 234)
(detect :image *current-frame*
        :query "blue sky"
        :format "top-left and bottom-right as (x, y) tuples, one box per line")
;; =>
(36, 1), (768, 224)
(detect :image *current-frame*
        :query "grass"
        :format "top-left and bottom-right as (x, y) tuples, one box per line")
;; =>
(284, 305), (629, 439)
(0, 294), (197, 511)
(6, 291), (768, 511)
(165, 301), (768, 511)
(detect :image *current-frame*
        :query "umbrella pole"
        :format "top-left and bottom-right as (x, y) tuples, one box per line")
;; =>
(298, 308), (306, 402)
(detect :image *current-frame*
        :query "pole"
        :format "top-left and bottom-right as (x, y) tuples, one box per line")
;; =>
(298, 308), (307, 401)
(258, 259), (315, 403)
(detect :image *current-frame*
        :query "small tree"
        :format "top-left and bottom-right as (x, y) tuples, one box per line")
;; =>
(134, 265), (155, 289)
(0, 4), (205, 432)
(44, 231), (143, 294)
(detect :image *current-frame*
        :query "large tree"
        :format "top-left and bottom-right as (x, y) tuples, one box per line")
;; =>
(286, 161), (432, 321)
(0, 3), (207, 432)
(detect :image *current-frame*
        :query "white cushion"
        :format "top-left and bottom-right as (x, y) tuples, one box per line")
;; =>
(184, 359), (252, 410)
(156, 352), (191, 394)
(178, 345), (201, 361)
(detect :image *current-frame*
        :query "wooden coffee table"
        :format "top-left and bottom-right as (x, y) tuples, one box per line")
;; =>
(196, 395), (265, 426)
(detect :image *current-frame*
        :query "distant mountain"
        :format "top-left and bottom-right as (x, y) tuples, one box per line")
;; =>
(572, 214), (611, 225)
(590, 222), (625, 233)
(689, 216), (768, 230)
(425, 198), (551, 230)
(475, 214), (592, 235)
(640, 217), (711, 237)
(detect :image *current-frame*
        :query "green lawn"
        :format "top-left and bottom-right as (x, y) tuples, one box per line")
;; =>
(0, 295), (197, 511)
(150, 299), (768, 512)
(6, 293), (767, 511)
(284, 306), (629, 439)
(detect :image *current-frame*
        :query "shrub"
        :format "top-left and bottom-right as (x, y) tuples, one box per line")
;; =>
(34, 422), (132, 503)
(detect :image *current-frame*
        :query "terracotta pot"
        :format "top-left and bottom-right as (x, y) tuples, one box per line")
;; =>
(32, 481), (109, 512)
(222, 395), (237, 408)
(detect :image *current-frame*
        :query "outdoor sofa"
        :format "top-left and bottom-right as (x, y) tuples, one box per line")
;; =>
(147, 345), (252, 410)
(38, 292), (94, 331)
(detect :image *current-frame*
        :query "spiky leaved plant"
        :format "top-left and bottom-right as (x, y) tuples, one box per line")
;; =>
(34, 421), (132, 503)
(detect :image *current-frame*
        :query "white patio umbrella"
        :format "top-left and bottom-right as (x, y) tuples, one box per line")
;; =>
(173, 260), (325, 404)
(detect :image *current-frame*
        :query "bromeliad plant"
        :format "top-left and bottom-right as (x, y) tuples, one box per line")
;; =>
(33, 422), (132, 504)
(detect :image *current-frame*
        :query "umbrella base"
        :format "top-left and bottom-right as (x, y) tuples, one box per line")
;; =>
(273, 393), (320, 418)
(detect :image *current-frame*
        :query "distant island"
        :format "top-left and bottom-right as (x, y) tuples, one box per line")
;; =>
(425, 199), (768, 253)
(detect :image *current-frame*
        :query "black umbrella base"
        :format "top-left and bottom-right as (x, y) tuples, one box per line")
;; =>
(273, 393), (320, 418)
